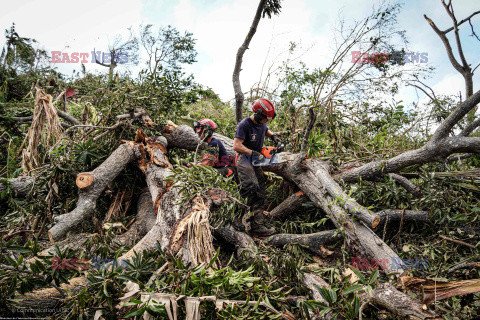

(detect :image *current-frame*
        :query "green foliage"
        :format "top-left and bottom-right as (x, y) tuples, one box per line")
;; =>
(166, 163), (244, 225)
(303, 269), (379, 319)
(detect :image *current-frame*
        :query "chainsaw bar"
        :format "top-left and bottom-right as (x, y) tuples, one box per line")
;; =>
(251, 152), (297, 166)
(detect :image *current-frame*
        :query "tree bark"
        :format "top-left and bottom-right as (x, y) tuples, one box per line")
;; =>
(368, 283), (441, 319)
(269, 191), (309, 220)
(267, 230), (342, 255)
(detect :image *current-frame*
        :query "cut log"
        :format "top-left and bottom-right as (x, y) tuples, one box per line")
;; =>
(267, 230), (342, 256)
(75, 173), (93, 189)
(48, 143), (137, 241)
(269, 191), (309, 220)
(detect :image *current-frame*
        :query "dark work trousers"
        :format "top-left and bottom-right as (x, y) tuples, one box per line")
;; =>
(236, 154), (266, 211)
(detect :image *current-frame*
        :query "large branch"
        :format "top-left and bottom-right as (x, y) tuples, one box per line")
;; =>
(48, 143), (137, 241)
(368, 283), (440, 319)
(267, 230), (342, 255)
(0, 176), (35, 197)
(307, 161), (380, 228)
(213, 225), (256, 257)
(377, 209), (429, 226)
(334, 135), (480, 183)
(430, 89), (480, 143)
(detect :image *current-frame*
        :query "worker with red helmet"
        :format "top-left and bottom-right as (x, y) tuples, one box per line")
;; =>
(193, 118), (233, 177)
(233, 98), (281, 236)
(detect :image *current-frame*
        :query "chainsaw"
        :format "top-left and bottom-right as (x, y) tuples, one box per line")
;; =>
(251, 142), (296, 166)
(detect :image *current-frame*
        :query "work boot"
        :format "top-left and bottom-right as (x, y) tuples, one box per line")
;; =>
(249, 209), (276, 236)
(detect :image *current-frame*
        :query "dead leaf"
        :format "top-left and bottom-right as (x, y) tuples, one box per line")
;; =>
(320, 245), (334, 257)
(343, 268), (360, 284)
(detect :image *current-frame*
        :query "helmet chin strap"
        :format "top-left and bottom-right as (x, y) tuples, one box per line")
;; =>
(253, 113), (264, 123)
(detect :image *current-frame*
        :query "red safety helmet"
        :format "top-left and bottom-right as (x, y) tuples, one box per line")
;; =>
(193, 118), (217, 138)
(252, 98), (276, 120)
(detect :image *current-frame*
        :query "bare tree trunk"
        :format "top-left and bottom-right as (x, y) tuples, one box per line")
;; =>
(232, 0), (267, 123)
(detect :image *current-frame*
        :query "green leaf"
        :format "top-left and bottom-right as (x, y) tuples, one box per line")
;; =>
(124, 305), (146, 317)
(342, 284), (363, 296)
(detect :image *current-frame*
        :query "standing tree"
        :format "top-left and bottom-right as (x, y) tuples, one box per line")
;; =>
(92, 29), (139, 84)
(424, 0), (480, 121)
(139, 24), (197, 77)
(232, 0), (282, 123)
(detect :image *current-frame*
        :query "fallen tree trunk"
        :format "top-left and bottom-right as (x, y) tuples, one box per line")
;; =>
(163, 123), (236, 156)
(267, 230), (342, 255)
(161, 124), (405, 272)
(48, 143), (137, 241)
(267, 156), (405, 273)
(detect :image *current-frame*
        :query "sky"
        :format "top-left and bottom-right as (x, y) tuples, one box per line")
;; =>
(1, 0), (479, 108)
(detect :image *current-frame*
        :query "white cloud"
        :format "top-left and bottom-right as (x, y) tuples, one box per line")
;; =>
(0, 0), (144, 75)
(1, 0), (478, 105)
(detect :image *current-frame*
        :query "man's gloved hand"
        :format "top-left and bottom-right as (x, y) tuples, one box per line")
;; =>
(251, 150), (265, 161)
(270, 134), (281, 145)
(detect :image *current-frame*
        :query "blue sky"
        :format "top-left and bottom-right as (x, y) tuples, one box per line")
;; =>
(1, 0), (479, 108)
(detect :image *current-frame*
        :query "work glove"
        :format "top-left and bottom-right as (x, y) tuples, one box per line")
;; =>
(251, 150), (265, 162)
(270, 134), (281, 145)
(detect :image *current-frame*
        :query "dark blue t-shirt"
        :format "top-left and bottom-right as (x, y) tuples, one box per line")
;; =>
(234, 117), (268, 152)
(207, 137), (228, 168)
